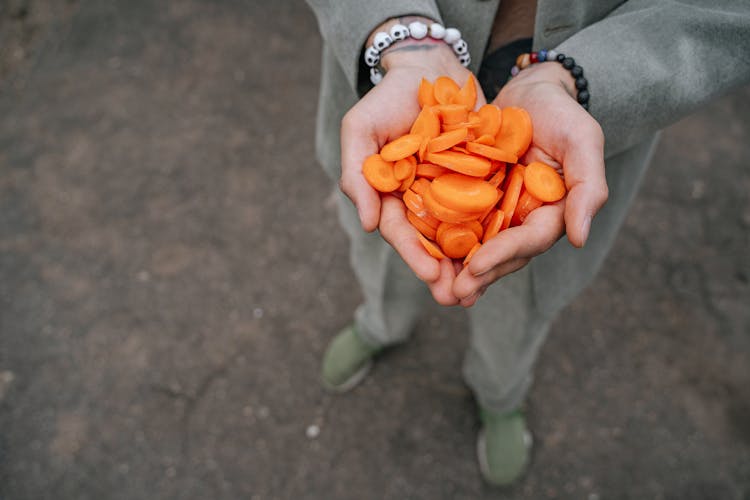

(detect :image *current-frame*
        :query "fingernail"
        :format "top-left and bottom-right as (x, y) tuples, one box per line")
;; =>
(580, 214), (592, 246)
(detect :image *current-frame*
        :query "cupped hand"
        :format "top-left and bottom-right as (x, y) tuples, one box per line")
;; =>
(453, 62), (609, 307)
(340, 41), (485, 305)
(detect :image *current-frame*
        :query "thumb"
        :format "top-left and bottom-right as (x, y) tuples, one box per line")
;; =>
(340, 114), (382, 232)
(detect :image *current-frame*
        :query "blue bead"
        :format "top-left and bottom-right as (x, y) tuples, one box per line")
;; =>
(538, 49), (547, 62)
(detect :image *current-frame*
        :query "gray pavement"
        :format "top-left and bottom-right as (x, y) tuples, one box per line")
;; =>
(0, 1), (748, 499)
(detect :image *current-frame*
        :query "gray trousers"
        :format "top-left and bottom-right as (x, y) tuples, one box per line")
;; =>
(332, 135), (659, 414)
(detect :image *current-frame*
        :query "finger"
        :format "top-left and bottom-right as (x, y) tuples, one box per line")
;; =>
(340, 113), (382, 232)
(467, 204), (564, 278)
(428, 258), (460, 306)
(378, 195), (441, 283)
(454, 258), (529, 306)
(561, 122), (608, 247)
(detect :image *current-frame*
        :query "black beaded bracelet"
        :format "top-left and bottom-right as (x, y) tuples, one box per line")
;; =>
(509, 49), (590, 111)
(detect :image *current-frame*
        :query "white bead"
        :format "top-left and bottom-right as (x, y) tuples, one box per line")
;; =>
(444, 28), (461, 44)
(408, 21), (428, 39)
(452, 39), (468, 55)
(458, 53), (471, 66)
(546, 49), (558, 61)
(429, 23), (445, 39)
(364, 46), (380, 67)
(370, 67), (383, 85)
(373, 32), (392, 51)
(389, 24), (409, 41)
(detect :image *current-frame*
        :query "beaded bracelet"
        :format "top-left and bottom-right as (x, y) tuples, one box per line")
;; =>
(510, 49), (590, 110)
(364, 21), (470, 85)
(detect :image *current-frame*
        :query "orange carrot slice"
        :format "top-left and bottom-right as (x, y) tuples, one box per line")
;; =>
(381, 134), (422, 162)
(403, 188), (424, 214)
(418, 78), (438, 108)
(433, 76), (460, 105)
(394, 156), (417, 181)
(418, 135), (430, 162)
(362, 154), (400, 192)
(410, 106), (440, 139)
(477, 104), (502, 137)
(523, 161), (566, 202)
(511, 189), (544, 226)
(487, 166), (507, 188)
(416, 162), (450, 179)
(451, 74), (478, 109)
(397, 163), (417, 192)
(437, 223), (479, 259)
(499, 165), (525, 230)
(408, 210), (438, 240)
(428, 128), (468, 153)
(410, 178), (431, 196)
(473, 134), (496, 146)
(495, 107), (532, 158)
(422, 187), (483, 223)
(483, 209), (506, 242)
(430, 173), (499, 213)
(463, 242), (482, 266)
(435, 104), (469, 126)
(465, 142), (518, 163)
(417, 232), (446, 259)
(425, 151), (491, 177)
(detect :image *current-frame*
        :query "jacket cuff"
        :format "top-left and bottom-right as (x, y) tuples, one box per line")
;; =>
(307, 0), (442, 91)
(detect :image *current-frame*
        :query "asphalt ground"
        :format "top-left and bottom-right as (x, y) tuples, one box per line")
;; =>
(0, 1), (748, 499)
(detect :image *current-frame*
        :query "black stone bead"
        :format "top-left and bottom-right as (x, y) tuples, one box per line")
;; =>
(577, 89), (590, 103)
(575, 77), (588, 90)
(571, 65), (583, 78)
(562, 57), (575, 70)
(556, 53), (565, 62)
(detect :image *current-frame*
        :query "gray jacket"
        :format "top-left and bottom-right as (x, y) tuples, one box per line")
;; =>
(306, 0), (750, 316)
(307, 0), (750, 177)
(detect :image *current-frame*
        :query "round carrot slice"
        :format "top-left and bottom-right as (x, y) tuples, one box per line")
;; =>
(430, 173), (499, 213)
(408, 210), (438, 240)
(380, 134), (422, 162)
(394, 156), (417, 181)
(523, 161), (566, 202)
(416, 162), (450, 179)
(463, 242), (482, 266)
(476, 104), (502, 137)
(499, 165), (525, 230)
(427, 128), (468, 153)
(362, 154), (400, 192)
(437, 223), (479, 259)
(433, 76), (460, 105)
(435, 221), (481, 245)
(425, 151), (491, 177)
(495, 107), (532, 158)
(451, 74), (478, 109)
(435, 104), (469, 126)
(482, 209), (505, 242)
(416, 232), (447, 260)
(417, 78), (438, 108)
(410, 106), (440, 139)
(465, 142), (518, 163)
(422, 187), (483, 223)
(511, 189), (544, 225)
(410, 178), (431, 196)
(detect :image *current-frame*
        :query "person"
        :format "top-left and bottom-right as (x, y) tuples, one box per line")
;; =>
(305, 0), (750, 486)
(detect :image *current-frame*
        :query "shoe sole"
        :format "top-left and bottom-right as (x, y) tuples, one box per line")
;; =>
(476, 428), (533, 486)
(322, 358), (373, 393)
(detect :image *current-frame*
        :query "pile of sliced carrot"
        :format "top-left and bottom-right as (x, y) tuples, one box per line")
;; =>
(362, 75), (567, 265)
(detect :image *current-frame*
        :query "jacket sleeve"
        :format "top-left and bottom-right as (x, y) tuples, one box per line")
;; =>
(553, 0), (750, 158)
(305, 0), (442, 91)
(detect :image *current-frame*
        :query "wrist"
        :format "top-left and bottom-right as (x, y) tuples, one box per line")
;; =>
(508, 62), (577, 99)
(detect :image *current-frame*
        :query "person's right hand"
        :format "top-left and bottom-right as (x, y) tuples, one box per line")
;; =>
(340, 26), (484, 305)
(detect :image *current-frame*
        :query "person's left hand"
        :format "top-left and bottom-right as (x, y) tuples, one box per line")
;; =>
(452, 62), (609, 307)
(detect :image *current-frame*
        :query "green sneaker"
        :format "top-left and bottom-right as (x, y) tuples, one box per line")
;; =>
(477, 407), (532, 486)
(321, 325), (380, 392)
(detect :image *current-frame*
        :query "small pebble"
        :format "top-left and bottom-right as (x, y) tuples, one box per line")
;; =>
(253, 307), (264, 318)
(306, 424), (320, 439)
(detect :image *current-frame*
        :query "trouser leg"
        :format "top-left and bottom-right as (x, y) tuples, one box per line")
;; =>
(462, 135), (660, 413)
(336, 192), (430, 348)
